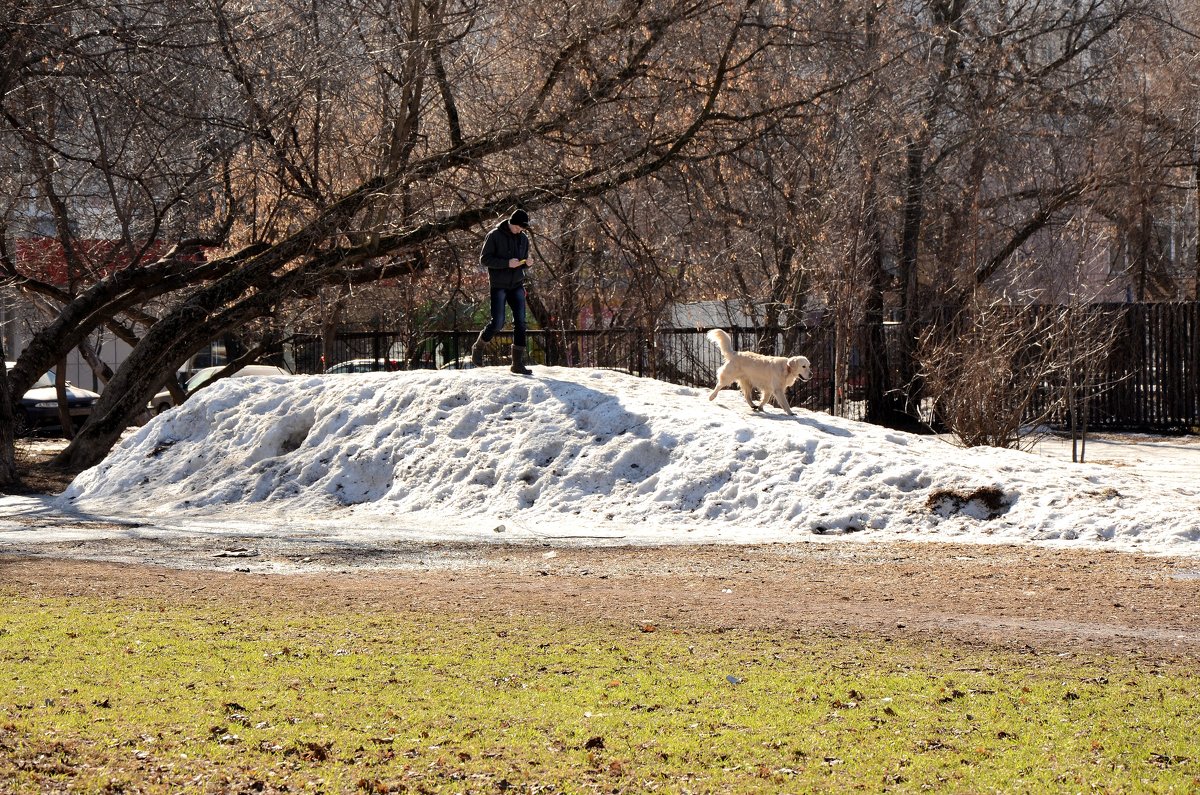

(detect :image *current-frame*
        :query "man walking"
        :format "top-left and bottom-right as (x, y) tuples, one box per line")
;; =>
(471, 208), (533, 374)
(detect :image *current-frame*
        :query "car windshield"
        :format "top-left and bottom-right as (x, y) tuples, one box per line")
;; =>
(186, 369), (220, 392)
(5, 362), (61, 390)
(186, 365), (285, 393)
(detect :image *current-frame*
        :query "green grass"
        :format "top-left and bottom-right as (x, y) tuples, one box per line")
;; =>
(1, 596), (1198, 793)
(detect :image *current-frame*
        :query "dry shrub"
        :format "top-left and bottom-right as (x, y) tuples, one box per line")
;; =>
(917, 303), (1114, 449)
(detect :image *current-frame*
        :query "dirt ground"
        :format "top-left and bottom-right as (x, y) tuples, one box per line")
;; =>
(5, 441), (1200, 666)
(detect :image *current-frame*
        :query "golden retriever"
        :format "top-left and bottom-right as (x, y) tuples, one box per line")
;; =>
(706, 328), (812, 415)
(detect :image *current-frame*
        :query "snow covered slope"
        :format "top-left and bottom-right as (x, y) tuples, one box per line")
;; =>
(60, 367), (1200, 553)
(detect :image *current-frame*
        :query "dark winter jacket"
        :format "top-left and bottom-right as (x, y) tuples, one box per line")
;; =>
(479, 221), (530, 290)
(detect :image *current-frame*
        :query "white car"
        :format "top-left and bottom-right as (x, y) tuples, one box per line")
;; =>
(149, 364), (291, 415)
(324, 358), (402, 374)
(7, 361), (102, 437)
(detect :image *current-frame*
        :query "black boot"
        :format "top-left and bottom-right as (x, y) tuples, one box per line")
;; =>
(510, 345), (533, 375)
(471, 337), (486, 367)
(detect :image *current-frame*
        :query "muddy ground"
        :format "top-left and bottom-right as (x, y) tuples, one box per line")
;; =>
(5, 440), (1200, 665)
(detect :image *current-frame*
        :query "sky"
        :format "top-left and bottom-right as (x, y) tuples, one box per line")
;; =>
(2, 367), (1199, 570)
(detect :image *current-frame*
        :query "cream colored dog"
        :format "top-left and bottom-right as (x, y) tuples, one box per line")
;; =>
(706, 328), (812, 415)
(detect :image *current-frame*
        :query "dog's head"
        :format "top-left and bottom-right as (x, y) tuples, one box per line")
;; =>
(785, 356), (812, 385)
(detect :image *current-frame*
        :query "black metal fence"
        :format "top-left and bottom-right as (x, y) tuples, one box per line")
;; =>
(1025, 303), (1200, 432)
(295, 303), (1200, 433)
(289, 326), (860, 414)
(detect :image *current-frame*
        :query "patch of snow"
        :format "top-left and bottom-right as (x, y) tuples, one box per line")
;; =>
(0, 366), (1187, 558)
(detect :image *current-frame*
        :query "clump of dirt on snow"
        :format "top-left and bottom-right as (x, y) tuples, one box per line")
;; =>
(926, 486), (1011, 520)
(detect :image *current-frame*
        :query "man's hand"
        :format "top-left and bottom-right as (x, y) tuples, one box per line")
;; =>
(508, 258), (522, 268)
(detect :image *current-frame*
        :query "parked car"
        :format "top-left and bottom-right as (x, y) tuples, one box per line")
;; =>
(176, 346), (228, 387)
(149, 364), (291, 415)
(6, 361), (101, 438)
(324, 358), (402, 374)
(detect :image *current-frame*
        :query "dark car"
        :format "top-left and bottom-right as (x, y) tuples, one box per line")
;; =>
(7, 361), (101, 437)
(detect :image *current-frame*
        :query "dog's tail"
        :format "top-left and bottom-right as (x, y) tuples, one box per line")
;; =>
(706, 328), (734, 357)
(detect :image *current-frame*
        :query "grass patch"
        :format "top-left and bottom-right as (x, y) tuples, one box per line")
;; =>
(1, 595), (1198, 793)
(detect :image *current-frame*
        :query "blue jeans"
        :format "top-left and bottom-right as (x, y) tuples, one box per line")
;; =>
(479, 286), (527, 348)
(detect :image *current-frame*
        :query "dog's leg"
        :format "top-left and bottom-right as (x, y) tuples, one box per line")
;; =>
(739, 381), (762, 411)
(708, 366), (731, 402)
(771, 386), (794, 415)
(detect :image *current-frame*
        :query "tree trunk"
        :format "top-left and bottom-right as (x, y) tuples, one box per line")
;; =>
(861, 171), (892, 425)
(857, 3), (895, 427)
(896, 138), (926, 393)
(55, 357), (74, 439)
(894, 0), (966, 420)
(0, 351), (17, 488)
(56, 291), (279, 471)
(321, 293), (343, 372)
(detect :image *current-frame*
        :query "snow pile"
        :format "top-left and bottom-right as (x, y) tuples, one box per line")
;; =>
(57, 367), (1200, 553)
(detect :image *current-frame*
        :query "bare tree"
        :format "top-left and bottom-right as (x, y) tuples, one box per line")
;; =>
(3, 0), (1197, 489)
(842, 0), (1175, 427)
(31, 0), (858, 471)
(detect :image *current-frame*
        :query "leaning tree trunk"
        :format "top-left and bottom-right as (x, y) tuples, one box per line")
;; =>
(6, 242), (241, 402)
(56, 178), (389, 471)
(56, 290), (280, 471)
